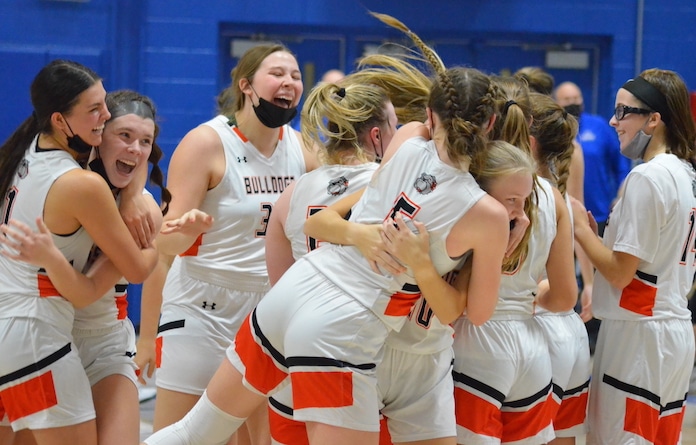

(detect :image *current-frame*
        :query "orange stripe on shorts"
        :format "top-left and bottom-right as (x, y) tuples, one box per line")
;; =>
(180, 234), (203, 257)
(619, 277), (657, 316)
(235, 315), (287, 394)
(655, 406), (686, 445)
(384, 291), (421, 317)
(554, 391), (588, 431)
(501, 393), (555, 443)
(454, 386), (503, 439)
(624, 397), (659, 442)
(0, 372), (58, 422)
(268, 405), (309, 445)
(292, 371), (353, 409)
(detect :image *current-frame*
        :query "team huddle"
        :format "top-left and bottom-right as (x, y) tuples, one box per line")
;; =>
(1, 11), (695, 445)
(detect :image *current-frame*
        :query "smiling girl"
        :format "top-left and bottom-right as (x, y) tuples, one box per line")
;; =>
(144, 43), (319, 445)
(0, 61), (158, 445)
(571, 69), (696, 445)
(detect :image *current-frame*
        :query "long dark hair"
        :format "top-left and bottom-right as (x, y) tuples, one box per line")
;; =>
(0, 60), (101, 200)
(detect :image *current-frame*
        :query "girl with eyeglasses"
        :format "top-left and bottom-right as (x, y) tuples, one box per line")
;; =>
(571, 69), (696, 444)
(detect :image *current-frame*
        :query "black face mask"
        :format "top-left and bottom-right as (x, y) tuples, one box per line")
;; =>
(88, 157), (117, 192)
(62, 116), (94, 154)
(563, 104), (583, 119)
(250, 85), (297, 128)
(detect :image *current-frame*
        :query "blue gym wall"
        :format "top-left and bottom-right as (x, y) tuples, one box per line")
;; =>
(1, 0), (695, 327)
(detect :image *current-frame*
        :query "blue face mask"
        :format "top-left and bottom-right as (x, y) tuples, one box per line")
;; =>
(621, 118), (652, 161)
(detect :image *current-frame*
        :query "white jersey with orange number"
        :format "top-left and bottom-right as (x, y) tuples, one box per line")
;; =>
(307, 136), (486, 331)
(593, 153), (696, 321)
(170, 115), (306, 292)
(285, 163), (378, 259)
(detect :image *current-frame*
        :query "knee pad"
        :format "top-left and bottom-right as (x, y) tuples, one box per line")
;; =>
(143, 391), (245, 445)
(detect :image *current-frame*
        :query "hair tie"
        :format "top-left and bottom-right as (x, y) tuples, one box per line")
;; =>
(503, 100), (517, 113)
(336, 87), (346, 99)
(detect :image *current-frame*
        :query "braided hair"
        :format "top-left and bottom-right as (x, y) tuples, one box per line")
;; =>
(370, 12), (496, 168)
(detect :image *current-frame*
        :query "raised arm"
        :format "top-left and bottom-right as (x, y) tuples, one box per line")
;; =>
(47, 170), (158, 284)
(157, 125), (222, 256)
(304, 189), (404, 275)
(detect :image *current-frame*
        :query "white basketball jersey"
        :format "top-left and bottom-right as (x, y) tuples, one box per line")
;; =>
(306, 137), (486, 331)
(0, 137), (93, 329)
(173, 115), (306, 291)
(72, 183), (151, 330)
(493, 178), (557, 316)
(285, 163), (378, 259)
(534, 190), (575, 317)
(593, 153), (696, 321)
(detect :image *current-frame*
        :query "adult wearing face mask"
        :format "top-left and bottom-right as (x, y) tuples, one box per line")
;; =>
(140, 43), (319, 445)
(570, 69), (696, 445)
(554, 81), (631, 236)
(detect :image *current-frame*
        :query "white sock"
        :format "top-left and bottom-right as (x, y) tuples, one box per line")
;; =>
(143, 391), (246, 445)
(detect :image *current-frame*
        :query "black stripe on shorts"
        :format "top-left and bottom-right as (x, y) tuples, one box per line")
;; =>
(564, 378), (590, 397)
(157, 319), (185, 334)
(452, 370), (506, 404)
(603, 373), (686, 413)
(502, 380), (553, 408)
(0, 343), (71, 386)
(286, 355), (376, 371)
(251, 309), (287, 368)
(269, 395), (294, 415)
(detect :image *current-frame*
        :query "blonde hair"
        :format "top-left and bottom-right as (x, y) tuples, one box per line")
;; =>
(301, 82), (390, 165)
(346, 52), (432, 124)
(470, 140), (536, 272)
(490, 75), (533, 156)
(483, 76), (537, 272)
(370, 12), (497, 167)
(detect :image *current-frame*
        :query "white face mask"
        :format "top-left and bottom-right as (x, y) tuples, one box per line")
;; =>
(620, 118), (652, 161)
